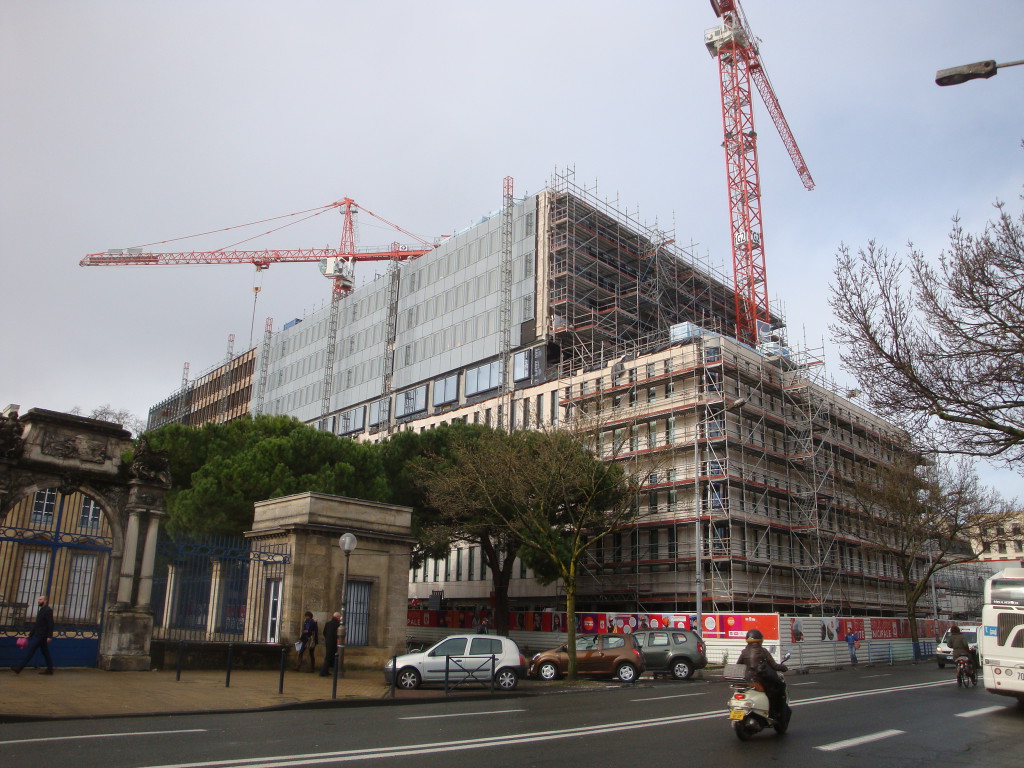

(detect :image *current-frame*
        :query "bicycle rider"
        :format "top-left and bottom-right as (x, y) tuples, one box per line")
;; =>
(948, 626), (978, 677)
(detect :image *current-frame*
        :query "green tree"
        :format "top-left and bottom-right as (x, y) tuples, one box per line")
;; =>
(422, 426), (642, 677)
(147, 415), (389, 536)
(381, 423), (523, 636)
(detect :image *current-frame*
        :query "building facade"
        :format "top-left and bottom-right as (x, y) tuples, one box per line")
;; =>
(148, 172), (961, 618)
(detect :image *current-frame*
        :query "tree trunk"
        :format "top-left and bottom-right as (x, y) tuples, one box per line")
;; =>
(565, 571), (577, 680)
(491, 556), (515, 636)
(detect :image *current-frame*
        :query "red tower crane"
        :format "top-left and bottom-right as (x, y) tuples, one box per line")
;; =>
(705, 0), (814, 346)
(81, 198), (437, 424)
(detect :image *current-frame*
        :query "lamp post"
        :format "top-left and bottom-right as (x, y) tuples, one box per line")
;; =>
(338, 532), (358, 677)
(936, 58), (1024, 86)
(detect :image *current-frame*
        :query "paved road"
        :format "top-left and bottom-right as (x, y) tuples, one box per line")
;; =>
(1, 664), (1019, 768)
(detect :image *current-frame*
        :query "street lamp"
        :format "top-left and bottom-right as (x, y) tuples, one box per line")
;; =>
(936, 58), (1024, 86)
(694, 395), (747, 636)
(338, 532), (358, 677)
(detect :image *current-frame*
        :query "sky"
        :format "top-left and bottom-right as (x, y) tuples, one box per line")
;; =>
(2, 1), (1022, 491)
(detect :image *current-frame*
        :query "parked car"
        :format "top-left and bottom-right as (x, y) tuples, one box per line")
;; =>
(631, 628), (707, 680)
(384, 634), (527, 690)
(935, 624), (980, 668)
(529, 633), (645, 683)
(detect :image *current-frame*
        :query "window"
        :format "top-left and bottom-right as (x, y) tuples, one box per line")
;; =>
(16, 549), (49, 608)
(66, 553), (97, 621)
(368, 399), (390, 426)
(432, 374), (459, 406)
(338, 406), (366, 435)
(513, 350), (532, 382)
(433, 637), (467, 657)
(470, 637), (503, 655)
(79, 496), (102, 529)
(395, 385), (427, 418)
(31, 489), (56, 528)
(466, 360), (501, 396)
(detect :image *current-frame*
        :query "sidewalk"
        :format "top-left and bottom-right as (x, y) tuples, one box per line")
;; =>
(0, 666), (403, 722)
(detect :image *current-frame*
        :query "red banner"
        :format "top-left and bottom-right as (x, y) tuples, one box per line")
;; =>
(699, 613), (779, 640)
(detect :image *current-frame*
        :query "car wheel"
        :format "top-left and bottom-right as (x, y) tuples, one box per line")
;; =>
(538, 661), (560, 681)
(495, 668), (519, 690)
(616, 662), (638, 683)
(396, 667), (421, 690)
(671, 659), (693, 680)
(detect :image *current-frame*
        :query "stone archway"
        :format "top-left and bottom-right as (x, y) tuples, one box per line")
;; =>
(0, 406), (170, 670)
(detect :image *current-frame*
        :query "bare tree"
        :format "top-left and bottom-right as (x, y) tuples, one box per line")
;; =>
(849, 448), (1018, 650)
(829, 195), (1024, 465)
(70, 404), (146, 436)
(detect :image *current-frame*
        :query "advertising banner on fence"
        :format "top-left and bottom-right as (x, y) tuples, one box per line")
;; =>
(699, 613), (779, 640)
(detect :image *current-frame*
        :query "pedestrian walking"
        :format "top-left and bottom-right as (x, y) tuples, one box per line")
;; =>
(319, 612), (341, 676)
(11, 595), (55, 675)
(295, 611), (319, 672)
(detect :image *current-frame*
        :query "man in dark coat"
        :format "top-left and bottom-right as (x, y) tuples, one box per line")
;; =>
(11, 595), (55, 675)
(737, 628), (788, 719)
(319, 612), (342, 676)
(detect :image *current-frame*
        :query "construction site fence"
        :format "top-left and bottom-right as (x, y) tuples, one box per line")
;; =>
(406, 613), (950, 666)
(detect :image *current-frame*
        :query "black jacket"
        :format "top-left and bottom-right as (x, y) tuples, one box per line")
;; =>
(29, 604), (54, 640)
(322, 618), (340, 648)
(737, 642), (786, 684)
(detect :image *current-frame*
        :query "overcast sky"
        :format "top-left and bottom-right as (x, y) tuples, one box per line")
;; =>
(2, 1), (1022, 491)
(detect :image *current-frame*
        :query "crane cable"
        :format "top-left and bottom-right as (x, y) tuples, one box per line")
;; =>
(131, 203), (339, 249)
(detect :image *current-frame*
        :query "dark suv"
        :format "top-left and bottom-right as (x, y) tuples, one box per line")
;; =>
(631, 628), (707, 680)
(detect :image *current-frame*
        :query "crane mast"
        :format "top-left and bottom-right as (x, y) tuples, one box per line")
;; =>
(706, 0), (814, 346)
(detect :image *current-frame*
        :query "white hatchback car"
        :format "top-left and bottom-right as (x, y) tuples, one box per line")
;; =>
(936, 624), (980, 668)
(385, 634), (528, 690)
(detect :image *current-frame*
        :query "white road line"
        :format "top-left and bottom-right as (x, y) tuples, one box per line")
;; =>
(815, 729), (905, 752)
(631, 692), (708, 701)
(859, 674), (891, 678)
(956, 705), (1008, 718)
(0, 729), (207, 746)
(789, 681), (818, 686)
(134, 680), (950, 768)
(401, 709), (526, 720)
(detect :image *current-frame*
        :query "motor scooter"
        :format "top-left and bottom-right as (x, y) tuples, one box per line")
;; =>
(725, 651), (792, 741)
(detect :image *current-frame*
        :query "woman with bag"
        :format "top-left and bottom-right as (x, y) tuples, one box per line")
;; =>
(295, 611), (319, 672)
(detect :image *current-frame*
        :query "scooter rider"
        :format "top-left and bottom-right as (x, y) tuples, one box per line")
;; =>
(737, 629), (788, 719)
(948, 626), (977, 674)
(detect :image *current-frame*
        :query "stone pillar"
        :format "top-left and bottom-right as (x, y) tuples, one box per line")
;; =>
(206, 559), (224, 638)
(136, 511), (163, 608)
(162, 563), (178, 629)
(117, 509), (142, 605)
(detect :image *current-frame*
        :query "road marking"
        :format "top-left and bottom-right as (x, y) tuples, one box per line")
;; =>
(135, 680), (950, 768)
(815, 729), (904, 752)
(0, 729), (207, 746)
(401, 709), (526, 720)
(957, 705), (1008, 718)
(631, 692), (708, 701)
(789, 681), (817, 686)
(859, 673), (890, 678)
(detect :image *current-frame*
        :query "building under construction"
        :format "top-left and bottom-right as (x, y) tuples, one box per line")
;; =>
(148, 170), (930, 617)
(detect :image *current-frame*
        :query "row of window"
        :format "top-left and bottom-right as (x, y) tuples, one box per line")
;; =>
(335, 351), (538, 435)
(29, 489), (103, 530)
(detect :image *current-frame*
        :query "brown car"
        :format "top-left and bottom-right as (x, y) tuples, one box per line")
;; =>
(529, 633), (646, 683)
